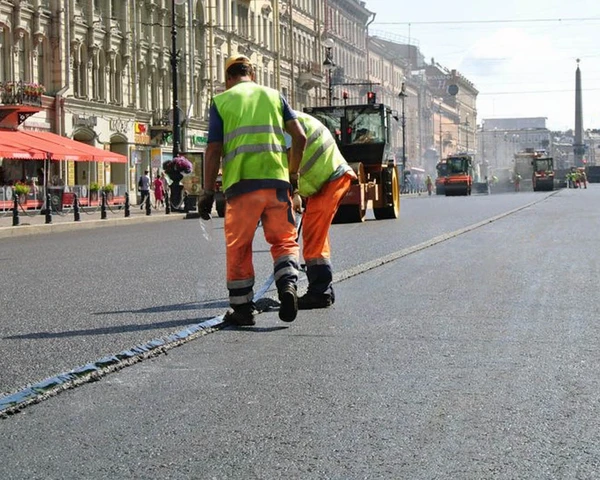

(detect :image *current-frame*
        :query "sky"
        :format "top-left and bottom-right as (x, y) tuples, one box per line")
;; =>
(364, 0), (600, 132)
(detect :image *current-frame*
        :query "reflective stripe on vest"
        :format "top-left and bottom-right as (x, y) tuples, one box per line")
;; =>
(296, 112), (348, 197)
(213, 82), (288, 192)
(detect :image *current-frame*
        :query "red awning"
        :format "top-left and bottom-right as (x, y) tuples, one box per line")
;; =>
(0, 130), (127, 163)
(0, 131), (48, 159)
(21, 131), (127, 163)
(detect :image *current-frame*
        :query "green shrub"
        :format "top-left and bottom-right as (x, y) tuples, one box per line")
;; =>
(13, 182), (30, 196)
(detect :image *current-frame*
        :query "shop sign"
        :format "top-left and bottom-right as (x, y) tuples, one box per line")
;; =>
(135, 122), (150, 145)
(110, 119), (129, 135)
(192, 134), (208, 147)
(73, 114), (97, 128)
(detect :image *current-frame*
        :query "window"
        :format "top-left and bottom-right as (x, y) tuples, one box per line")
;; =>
(0, 27), (6, 82)
(16, 34), (29, 82)
(238, 5), (249, 38)
(36, 39), (46, 87)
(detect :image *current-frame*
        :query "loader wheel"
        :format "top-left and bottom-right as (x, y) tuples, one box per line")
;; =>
(333, 204), (366, 224)
(374, 166), (400, 220)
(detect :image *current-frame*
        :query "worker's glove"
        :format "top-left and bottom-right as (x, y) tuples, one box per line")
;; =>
(292, 190), (303, 213)
(198, 189), (215, 220)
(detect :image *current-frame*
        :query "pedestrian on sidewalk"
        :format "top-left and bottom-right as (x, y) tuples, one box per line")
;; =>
(289, 111), (356, 310)
(153, 172), (165, 208)
(138, 170), (150, 209)
(198, 54), (307, 326)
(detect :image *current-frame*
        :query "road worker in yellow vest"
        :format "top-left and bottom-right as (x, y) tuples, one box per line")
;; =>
(287, 111), (357, 309)
(199, 54), (307, 326)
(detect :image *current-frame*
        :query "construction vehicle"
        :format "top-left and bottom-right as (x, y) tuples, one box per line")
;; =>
(513, 149), (538, 191)
(303, 103), (400, 223)
(531, 153), (555, 191)
(444, 154), (473, 196)
(435, 160), (447, 195)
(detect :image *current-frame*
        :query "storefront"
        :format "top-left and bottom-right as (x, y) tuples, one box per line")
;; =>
(0, 129), (127, 210)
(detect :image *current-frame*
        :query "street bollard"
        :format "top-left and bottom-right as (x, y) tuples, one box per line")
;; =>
(73, 193), (81, 222)
(45, 193), (52, 224)
(124, 192), (131, 217)
(164, 188), (170, 215)
(145, 193), (151, 216)
(101, 192), (107, 219)
(12, 194), (19, 227)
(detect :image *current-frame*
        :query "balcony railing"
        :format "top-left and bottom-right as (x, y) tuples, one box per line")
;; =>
(0, 81), (45, 107)
(297, 62), (323, 90)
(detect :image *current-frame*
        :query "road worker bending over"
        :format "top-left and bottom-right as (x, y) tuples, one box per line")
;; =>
(289, 111), (357, 309)
(199, 54), (307, 326)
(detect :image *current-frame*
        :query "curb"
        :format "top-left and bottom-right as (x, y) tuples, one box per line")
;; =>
(0, 212), (188, 239)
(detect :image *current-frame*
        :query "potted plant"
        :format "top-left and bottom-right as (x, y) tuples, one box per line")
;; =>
(162, 155), (193, 209)
(13, 182), (30, 203)
(102, 183), (115, 201)
(89, 182), (100, 201)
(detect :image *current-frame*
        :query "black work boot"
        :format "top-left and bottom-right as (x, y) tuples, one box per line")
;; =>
(278, 284), (298, 322)
(224, 303), (256, 326)
(297, 292), (333, 310)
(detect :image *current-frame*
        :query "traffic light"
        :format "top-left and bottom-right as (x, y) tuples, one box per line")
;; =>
(342, 91), (349, 100)
(367, 91), (376, 105)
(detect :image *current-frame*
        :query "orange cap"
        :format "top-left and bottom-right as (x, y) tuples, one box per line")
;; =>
(225, 54), (252, 73)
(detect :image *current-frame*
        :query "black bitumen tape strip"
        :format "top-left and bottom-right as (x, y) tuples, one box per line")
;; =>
(0, 316), (226, 418)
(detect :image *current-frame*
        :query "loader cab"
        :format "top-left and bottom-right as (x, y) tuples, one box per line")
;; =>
(303, 103), (394, 167)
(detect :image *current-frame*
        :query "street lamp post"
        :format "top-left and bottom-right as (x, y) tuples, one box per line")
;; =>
(168, 0), (186, 214)
(322, 38), (335, 106)
(171, 0), (186, 158)
(398, 82), (407, 173)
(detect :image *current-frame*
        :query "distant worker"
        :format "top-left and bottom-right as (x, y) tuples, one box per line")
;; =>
(289, 111), (357, 309)
(514, 173), (522, 192)
(566, 172), (573, 188)
(425, 175), (433, 196)
(568, 169), (578, 188)
(581, 169), (588, 189)
(198, 54), (307, 326)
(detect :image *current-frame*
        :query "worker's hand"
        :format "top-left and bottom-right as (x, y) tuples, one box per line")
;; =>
(198, 189), (215, 220)
(292, 191), (303, 213)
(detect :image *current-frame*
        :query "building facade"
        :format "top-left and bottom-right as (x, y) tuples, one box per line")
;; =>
(0, 0), (481, 192)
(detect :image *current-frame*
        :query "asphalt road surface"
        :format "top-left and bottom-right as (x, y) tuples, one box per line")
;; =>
(1, 186), (599, 479)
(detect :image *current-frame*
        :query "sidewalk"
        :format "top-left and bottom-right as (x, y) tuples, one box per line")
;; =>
(0, 203), (188, 239)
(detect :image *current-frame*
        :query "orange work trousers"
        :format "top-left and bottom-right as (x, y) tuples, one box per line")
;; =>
(301, 173), (352, 296)
(224, 188), (299, 306)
